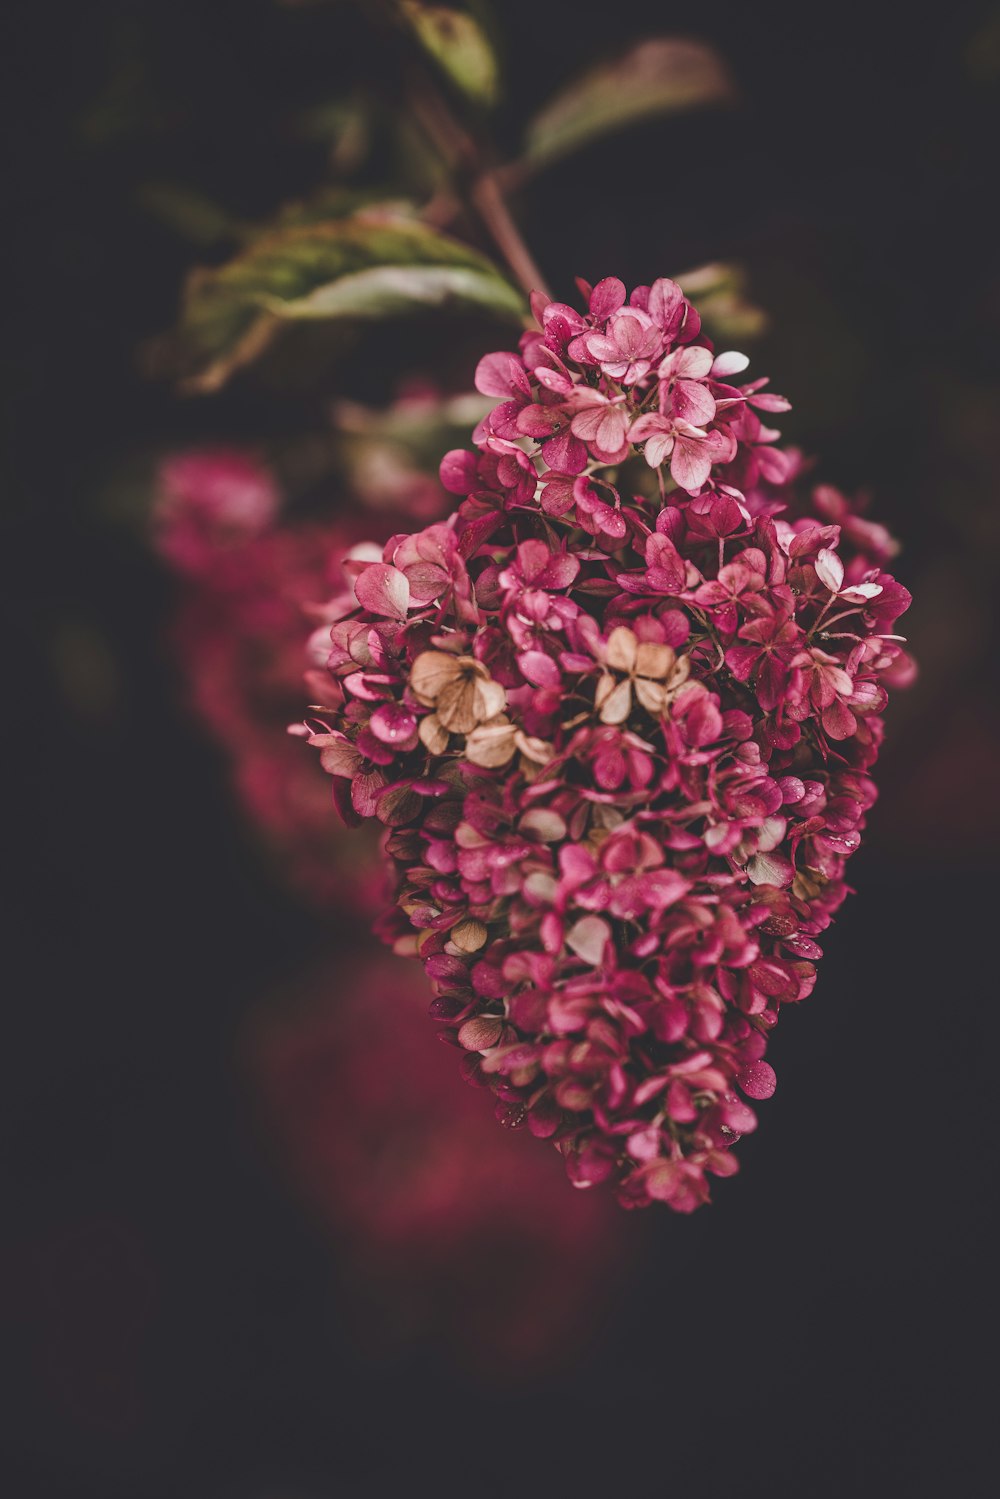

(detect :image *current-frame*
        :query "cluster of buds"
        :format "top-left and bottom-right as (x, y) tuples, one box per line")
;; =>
(304, 276), (914, 1210)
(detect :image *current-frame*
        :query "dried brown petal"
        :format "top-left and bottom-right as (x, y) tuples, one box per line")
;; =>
(514, 731), (554, 764)
(472, 675), (507, 723)
(520, 808), (567, 842)
(635, 641), (675, 680)
(605, 625), (638, 673)
(450, 918), (488, 953)
(436, 674), (481, 732)
(410, 650), (463, 706)
(792, 867), (828, 901)
(418, 713), (450, 754)
(464, 719), (517, 767)
(597, 675), (632, 725)
(667, 655), (691, 694)
(634, 676), (669, 715)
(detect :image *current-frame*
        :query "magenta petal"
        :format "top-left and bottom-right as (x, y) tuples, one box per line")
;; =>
(541, 430), (588, 474)
(672, 380), (716, 427)
(647, 277), (684, 330)
(369, 702), (418, 745)
(518, 649), (561, 688)
(589, 276), (627, 319)
(822, 698), (858, 740)
(725, 643), (759, 682)
(439, 448), (478, 494)
(475, 351), (528, 398)
(404, 561), (449, 603)
(644, 870), (691, 908)
(669, 438), (713, 493)
(738, 1061), (777, 1100)
(354, 562), (411, 619)
(351, 768), (387, 818)
(540, 551), (580, 589)
(720, 1098), (758, 1134)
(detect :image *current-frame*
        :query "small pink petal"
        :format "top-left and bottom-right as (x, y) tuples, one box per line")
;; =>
(518, 650), (561, 688)
(738, 1061), (777, 1100)
(369, 702), (418, 745)
(439, 449), (478, 494)
(354, 563), (411, 619)
(589, 276), (627, 319)
(475, 352), (528, 398)
(647, 277), (684, 330)
(720, 1098), (758, 1134)
(669, 438), (714, 494)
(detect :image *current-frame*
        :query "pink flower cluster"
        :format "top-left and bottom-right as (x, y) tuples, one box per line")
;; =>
(305, 276), (915, 1211)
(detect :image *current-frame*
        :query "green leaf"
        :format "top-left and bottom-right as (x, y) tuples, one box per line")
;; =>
(398, 2), (500, 106)
(523, 37), (734, 170)
(256, 262), (523, 320)
(273, 189), (420, 231)
(167, 210), (525, 392)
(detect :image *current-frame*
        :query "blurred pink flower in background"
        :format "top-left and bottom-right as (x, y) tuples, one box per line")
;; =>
(247, 953), (629, 1372)
(154, 448), (386, 911)
(154, 448), (282, 579)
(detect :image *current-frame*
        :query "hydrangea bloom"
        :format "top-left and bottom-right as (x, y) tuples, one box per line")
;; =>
(304, 277), (915, 1211)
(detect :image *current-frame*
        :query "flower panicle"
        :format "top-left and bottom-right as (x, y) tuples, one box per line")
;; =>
(303, 275), (915, 1211)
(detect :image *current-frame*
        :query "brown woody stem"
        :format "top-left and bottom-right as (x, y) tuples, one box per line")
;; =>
(406, 68), (551, 302)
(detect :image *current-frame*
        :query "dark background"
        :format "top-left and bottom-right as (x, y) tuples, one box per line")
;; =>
(3, 1), (999, 1494)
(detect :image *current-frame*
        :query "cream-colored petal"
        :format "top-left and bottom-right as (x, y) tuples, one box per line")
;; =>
(635, 641), (675, 680)
(410, 650), (463, 706)
(635, 677), (669, 716)
(464, 721), (517, 767)
(418, 713), (450, 755)
(666, 655), (691, 694)
(594, 672), (616, 709)
(449, 918), (488, 953)
(598, 677), (633, 725)
(473, 676), (507, 723)
(437, 675), (479, 732)
(513, 731), (554, 763)
(605, 625), (638, 672)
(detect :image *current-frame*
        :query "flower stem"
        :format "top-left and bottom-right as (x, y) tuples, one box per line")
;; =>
(405, 67), (551, 302)
(467, 171), (551, 302)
